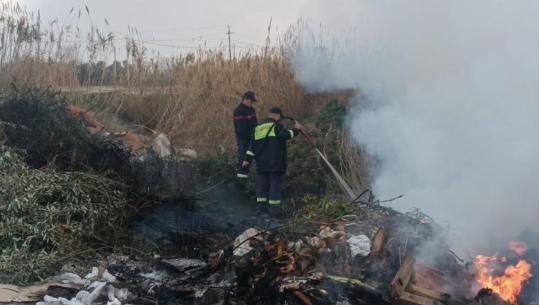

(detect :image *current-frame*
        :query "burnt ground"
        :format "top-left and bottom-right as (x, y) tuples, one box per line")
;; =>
(52, 182), (458, 305)
(131, 181), (283, 257)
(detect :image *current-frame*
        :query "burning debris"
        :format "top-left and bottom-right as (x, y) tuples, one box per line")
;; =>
(474, 242), (534, 305)
(5, 216), (538, 305)
(84, 206), (490, 305)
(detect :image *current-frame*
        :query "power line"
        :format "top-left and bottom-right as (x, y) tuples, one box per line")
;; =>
(62, 33), (226, 44)
(141, 40), (223, 50)
(62, 37), (126, 43)
(109, 24), (227, 34)
(41, 26), (271, 53)
(142, 32), (226, 43)
(146, 37), (225, 43)
(50, 38), (224, 50)
(233, 39), (265, 48)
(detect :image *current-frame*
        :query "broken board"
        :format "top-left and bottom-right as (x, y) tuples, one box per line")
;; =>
(390, 257), (446, 305)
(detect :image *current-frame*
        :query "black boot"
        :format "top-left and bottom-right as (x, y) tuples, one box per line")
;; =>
(268, 205), (285, 218)
(255, 203), (269, 216)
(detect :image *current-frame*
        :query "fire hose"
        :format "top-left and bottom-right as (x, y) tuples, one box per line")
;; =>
(283, 116), (357, 201)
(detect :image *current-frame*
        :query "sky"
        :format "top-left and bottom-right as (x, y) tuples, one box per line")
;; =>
(14, 0), (309, 55)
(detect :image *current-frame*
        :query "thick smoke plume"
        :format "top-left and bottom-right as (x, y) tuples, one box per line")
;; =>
(293, 0), (539, 251)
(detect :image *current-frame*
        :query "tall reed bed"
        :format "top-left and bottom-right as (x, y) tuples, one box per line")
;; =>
(0, 2), (368, 191)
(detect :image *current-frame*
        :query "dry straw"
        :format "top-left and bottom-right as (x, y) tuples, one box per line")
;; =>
(0, 3), (367, 191)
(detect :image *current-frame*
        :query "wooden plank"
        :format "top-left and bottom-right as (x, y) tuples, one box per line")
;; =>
(407, 284), (445, 302)
(371, 228), (386, 257)
(391, 256), (415, 296)
(413, 263), (447, 291)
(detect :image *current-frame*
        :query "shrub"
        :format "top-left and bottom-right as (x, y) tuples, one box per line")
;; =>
(0, 148), (127, 283)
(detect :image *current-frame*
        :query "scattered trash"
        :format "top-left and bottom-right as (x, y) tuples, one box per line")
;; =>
(152, 133), (172, 158)
(347, 234), (371, 257)
(233, 228), (263, 256)
(4, 201), (503, 305)
(36, 268), (129, 305)
(139, 271), (167, 282)
(178, 148), (198, 160)
(318, 225), (346, 243)
(84, 267), (117, 283)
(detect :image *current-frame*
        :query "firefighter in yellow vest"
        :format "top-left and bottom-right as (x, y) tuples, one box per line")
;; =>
(243, 107), (303, 215)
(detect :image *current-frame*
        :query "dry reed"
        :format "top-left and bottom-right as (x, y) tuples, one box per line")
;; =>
(0, 2), (369, 189)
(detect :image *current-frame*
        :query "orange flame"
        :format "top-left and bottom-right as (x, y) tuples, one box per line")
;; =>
(474, 254), (532, 305)
(509, 241), (529, 257)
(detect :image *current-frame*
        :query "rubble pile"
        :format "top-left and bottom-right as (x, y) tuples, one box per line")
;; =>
(17, 205), (484, 305)
(221, 207), (472, 305)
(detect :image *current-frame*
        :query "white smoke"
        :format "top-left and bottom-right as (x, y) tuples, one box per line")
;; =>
(293, 0), (539, 251)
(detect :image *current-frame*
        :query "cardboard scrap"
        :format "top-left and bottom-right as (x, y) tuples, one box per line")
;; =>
(0, 283), (81, 304)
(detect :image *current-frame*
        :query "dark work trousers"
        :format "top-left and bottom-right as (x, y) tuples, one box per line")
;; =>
(256, 172), (283, 205)
(236, 136), (250, 177)
(236, 136), (250, 166)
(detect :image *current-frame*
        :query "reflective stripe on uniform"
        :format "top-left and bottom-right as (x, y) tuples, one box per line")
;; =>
(254, 122), (276, 140)
(237, 173), (248, 178)
(257, 197), (268, 202)
(234, 114), (256, 121)
(269, 200), (281, 205)
(246, 150), (255, 156)
(288, 130), (295, 138)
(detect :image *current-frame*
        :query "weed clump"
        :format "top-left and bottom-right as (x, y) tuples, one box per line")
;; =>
(0, 147), (127, 284)
(286, 194), (360, 234)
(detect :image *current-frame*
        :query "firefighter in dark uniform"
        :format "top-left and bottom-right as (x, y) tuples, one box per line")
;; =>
(243, 107), (303, 214)
(233, 91), (258, 178)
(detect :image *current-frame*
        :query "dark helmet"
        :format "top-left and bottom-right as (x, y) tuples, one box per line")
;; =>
(242, 91), (258, 102)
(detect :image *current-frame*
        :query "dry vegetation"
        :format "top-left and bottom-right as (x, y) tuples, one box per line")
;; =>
(104, 55), (307, 154)
(0, 1), (369, 190)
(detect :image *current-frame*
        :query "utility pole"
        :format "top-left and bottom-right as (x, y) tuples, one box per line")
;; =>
(226, 24), (234, 61)
(126, 45), (130, 87)
(113, 46), (117, 87)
